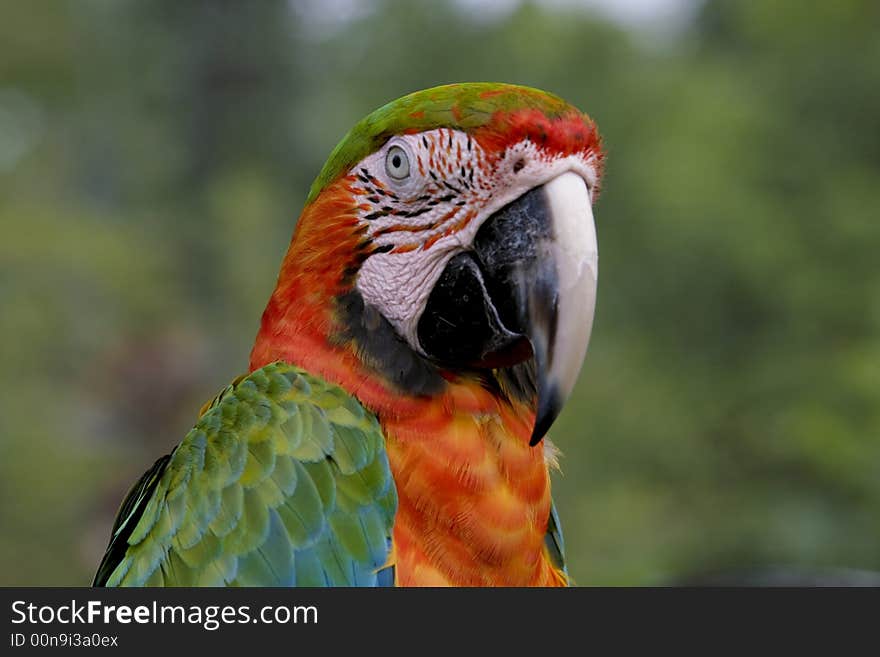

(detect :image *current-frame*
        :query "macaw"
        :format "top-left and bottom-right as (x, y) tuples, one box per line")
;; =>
(93, 82), (603, 587)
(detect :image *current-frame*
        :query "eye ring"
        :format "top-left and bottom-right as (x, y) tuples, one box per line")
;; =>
(385, 145), (410, 181)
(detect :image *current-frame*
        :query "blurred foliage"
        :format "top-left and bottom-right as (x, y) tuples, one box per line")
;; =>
(1, 0), (878, 585)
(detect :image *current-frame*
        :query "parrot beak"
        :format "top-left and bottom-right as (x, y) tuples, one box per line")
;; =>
(418, 172), (598, 445)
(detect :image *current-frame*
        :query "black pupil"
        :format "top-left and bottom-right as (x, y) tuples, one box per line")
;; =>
(392, 154), (402, 169)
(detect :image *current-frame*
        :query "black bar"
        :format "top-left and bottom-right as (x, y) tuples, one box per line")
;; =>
(1, 587), (876, 651)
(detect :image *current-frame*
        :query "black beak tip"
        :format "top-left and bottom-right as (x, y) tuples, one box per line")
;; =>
(529, 385), (561, 446)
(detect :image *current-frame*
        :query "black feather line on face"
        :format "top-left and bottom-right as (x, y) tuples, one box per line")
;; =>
(403, 207), (432, 218)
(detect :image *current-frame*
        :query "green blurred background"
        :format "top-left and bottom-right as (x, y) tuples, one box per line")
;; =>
(1, 0), (879, 586)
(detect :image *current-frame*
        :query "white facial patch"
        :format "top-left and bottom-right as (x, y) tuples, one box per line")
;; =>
(350, 128), (600, 353)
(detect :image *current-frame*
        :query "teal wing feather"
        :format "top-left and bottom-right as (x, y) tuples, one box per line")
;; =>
(93, 362), (397, 587)
(544, 499), (568, 581)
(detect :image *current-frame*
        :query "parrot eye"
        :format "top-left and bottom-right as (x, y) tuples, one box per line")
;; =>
(385, 145), (410, 181)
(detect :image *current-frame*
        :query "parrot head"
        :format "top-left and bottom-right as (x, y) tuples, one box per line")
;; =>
(252, 83), (603, 445)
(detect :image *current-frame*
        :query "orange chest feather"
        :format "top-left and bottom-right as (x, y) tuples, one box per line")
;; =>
(381, 384), (565, 587)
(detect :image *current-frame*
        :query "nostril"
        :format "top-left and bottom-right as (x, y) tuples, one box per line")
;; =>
(513, 159), (525, 173)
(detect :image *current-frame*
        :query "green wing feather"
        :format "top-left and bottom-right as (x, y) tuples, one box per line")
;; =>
(93, 362), (397, 587)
